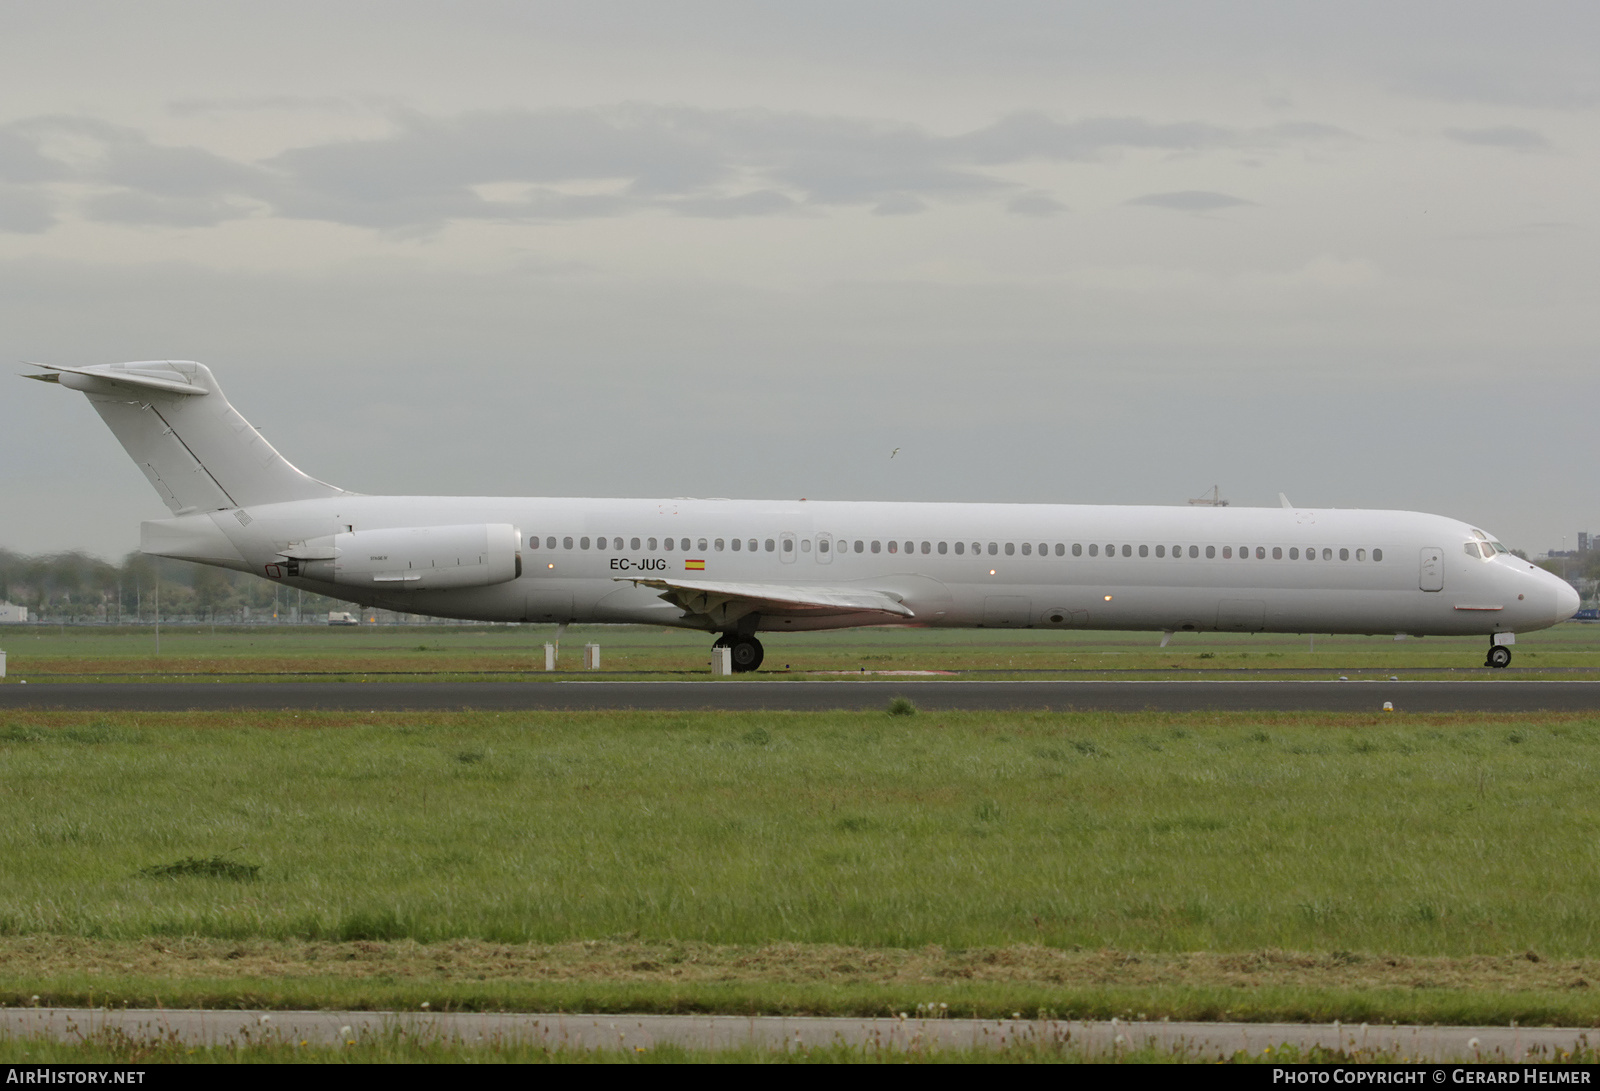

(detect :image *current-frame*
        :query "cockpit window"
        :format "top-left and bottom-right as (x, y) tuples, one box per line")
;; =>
(1470, 529), (1488, 540)
(1491, 541), (1509, 554)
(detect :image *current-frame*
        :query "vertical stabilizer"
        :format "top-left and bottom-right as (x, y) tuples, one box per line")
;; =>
(27, 360), (345, 514)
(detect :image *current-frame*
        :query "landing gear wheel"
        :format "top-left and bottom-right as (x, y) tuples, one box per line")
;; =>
(715, 635), (764, 673)
(1486, 644), (1512, 669)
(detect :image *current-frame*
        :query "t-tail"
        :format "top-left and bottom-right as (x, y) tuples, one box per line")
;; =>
(26, 360), (345, 514)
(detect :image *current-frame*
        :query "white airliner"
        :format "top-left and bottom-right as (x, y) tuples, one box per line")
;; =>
(29, 360), (1579, 671)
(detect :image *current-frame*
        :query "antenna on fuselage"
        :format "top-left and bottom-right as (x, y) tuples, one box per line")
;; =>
(1188, 485), (1229, 507)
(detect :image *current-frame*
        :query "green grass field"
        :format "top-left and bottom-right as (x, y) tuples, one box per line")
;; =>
(5, 620), (1600, 680)
(4, 706), (1600, 1026)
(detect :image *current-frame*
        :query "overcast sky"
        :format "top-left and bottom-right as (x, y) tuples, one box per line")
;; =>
(3, 2), (1597, 558)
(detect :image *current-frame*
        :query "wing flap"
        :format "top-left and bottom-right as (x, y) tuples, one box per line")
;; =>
(615, 576), (914, 624)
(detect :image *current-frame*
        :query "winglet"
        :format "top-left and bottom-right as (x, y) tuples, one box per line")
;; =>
(1279, 492), (1293, 509)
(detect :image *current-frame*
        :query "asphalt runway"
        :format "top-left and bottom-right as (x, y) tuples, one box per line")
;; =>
(0, 1009), (1588, 1059)
(3, 679), (1600, 712)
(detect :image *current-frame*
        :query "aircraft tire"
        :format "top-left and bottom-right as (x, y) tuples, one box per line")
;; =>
(1487, 645), (1512, 669)
(729, 636), (764, 673)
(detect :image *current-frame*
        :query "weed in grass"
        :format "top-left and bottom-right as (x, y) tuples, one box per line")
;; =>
(456, 750), (486, 764)
(140, 856), (261, 881)
(741, 727), (771, 746)
(887, 697), (917, 716)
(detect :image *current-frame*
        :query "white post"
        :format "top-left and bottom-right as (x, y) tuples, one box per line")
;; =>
(0, 649), (6, 679)
(544, 643), (556, 671)
(583, 643), (600, 669)
(712, 646), (732, 675)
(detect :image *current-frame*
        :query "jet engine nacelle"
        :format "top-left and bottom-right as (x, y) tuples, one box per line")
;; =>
(286, 523), (522, 591)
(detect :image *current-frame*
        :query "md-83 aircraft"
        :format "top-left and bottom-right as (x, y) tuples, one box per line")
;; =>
(29, 360), (1579, 671)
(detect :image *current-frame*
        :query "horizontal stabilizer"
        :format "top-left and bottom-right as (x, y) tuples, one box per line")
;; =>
(26, 362), (206, 396)
(616, 576), (914, 628)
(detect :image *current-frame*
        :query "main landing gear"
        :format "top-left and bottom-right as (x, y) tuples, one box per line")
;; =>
(714, 634), (765, 673)
(1486, 639), (1512, 670)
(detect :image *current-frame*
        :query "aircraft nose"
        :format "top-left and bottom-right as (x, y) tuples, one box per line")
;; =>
(1555, 578), (1580, 622)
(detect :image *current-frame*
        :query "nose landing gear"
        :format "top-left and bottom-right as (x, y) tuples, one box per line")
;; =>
(1485, 641), (1512, 670)
(713, 634), (765, 673)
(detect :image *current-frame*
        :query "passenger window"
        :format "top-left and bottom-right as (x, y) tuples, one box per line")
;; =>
(1056, 544), (1065, 556)
(749, 540), (758, 552)
(1073, 543), (1082, 556)
(887, 541), (896, 553)
(765, 539), (776, 552)
(630, 537), (641, 550)
(546, 537), (556, 549)
(1257, 547), (1266, 560)
(988, 543), (998, 556)
(731, 538), (741, 551)
(1039, 543), (1047, 555)
(663, 538), (674, 551)
(698, 539), (708, 551)
(819, 538), (829, 553)
(1155, 545), (1165, 558)
(1373, 548), (1383, 562)
(679, 538), (688, 551)
(1088, 544), (1098, 557)
(1122, 545), (1132, 558)
(597, 537), (607, 550)
(529, 536), (540, 549)
(1004, 543), (1015, 556)
(563, 537), (574, 550)
(582, 537), (592, 550)
(872, 541), (882, 554)
(781, 538), (793, 553)
(1288, 548), (1298, 560)
(922, 542), (931, 554)
(1356, 548), (1366, 561)
(1138, 545), (1148, 558)
(854, 540), (864, 553)
(905, 542), (913, 554)
(1105, 544), (1114, 556)
(801, 539), (811, 552)
(954, 542), (965, 555)
(937, 542), (947, 555)
(1222, 546), (1232, 559)
(1203, 546), (1212, 558)
(647, 538), (657, 550)
(1339, 548), (1350, 561)
(1021, 542), (1032, 556)
(715, 539), (725, 551)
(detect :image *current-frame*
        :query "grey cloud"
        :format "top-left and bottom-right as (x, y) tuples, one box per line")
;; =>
(83, 192), (254, 228)
(1445, 126), (1550, 150)
(0, 185), (55, 233)
(1128, 190), (1255, 212)
(0, 130), (66, 185)
(0, 105), (1335, 231)
(871, 193), (925, 216)
(1006, 192), (1067, 217)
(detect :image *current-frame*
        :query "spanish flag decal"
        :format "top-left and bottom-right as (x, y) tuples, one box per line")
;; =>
(685, 558), (706, 571)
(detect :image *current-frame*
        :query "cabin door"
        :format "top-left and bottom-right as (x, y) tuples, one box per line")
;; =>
(1419, 547), (1444, 592)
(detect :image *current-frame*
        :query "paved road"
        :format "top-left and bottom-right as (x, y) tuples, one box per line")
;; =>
(0, 1008), (1589, 1059)
(3, 679), (1599, 711)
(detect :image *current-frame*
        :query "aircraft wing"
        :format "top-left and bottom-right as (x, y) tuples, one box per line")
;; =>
(615, 576), (914, 627)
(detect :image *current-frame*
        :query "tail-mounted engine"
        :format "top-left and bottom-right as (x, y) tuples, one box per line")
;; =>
(278, 523), (522, 590)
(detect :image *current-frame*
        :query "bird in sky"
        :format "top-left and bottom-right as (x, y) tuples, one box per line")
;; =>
(890, 447), (900, 459)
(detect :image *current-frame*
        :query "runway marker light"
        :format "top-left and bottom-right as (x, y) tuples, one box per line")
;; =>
(1383, 701), (1394, 712)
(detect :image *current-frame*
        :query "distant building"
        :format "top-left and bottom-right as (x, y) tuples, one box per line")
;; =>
(0, 603), (27, 623)
(1581, 532), (1592, 554)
